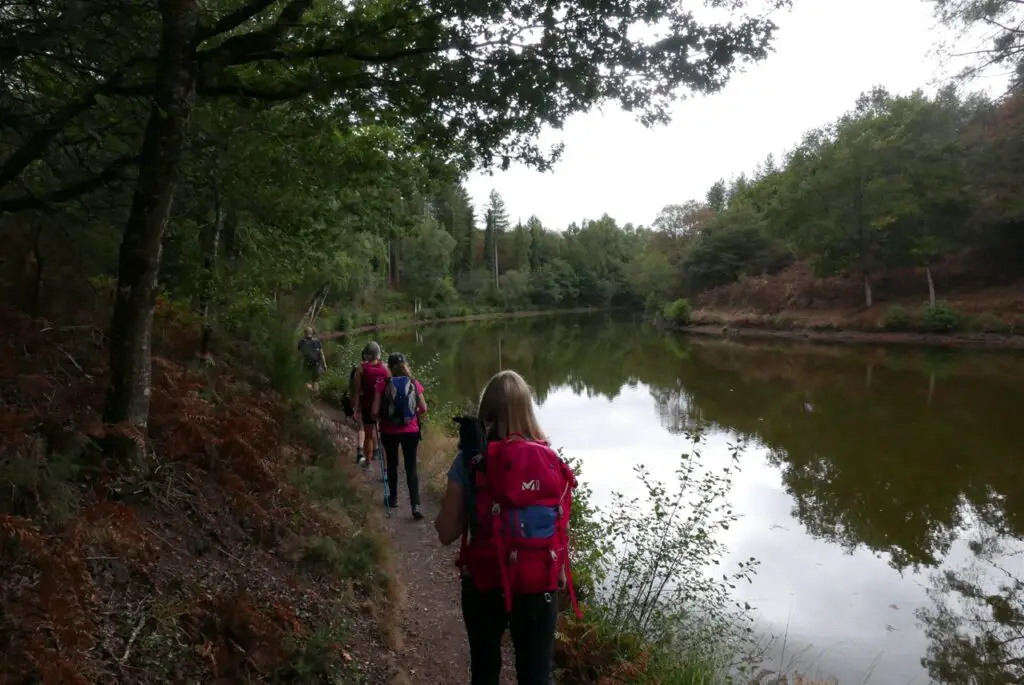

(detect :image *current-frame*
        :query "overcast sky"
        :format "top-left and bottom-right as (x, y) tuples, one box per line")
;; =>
(464, 0), (982, 230)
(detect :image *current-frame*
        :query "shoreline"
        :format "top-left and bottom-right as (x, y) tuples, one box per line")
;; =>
(323, 306), (610, 339)
(670, 321), (1024, 350)
(322, 303), (1024, 350)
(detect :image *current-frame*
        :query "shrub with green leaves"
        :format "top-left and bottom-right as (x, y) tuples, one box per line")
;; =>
(258, 324), (308, 399)
(563, 454), (605, 602)
(883, 305), (910, 330)
(972, 311), (1008, 333)
(398, 352), (462, 437)
(662, 298), (692, 326)
(333, 310), (354, 331)
(565, 431), (762, 680)
(922, 300), (962, 333)
(317, 339), (363, 408)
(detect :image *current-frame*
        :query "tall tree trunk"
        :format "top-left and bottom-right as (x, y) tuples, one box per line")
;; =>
(492, 233), (499, 291)
(104, 0), (198, 438)
(199, 185), (223, 357)
(460, 214), (474, 275)
(926, 265), (936, 307)
(855, 175), (872, 309)
(388, 240), (400, 287)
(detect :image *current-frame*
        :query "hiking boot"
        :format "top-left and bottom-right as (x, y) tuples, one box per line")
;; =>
(355, 450), (365, 465)
(412, 505), (424, 521)
(388, 497), (398, 509)
(360, 456), (369, 469)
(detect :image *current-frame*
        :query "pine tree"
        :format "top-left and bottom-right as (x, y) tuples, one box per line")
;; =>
(436, 183), (476, 279)
(460, 206), (476, 274)
(484, 190), (510, 289)
(706, 180), (727, 212)
(511, 221), (530, 271)
(526, 215), (543, 271)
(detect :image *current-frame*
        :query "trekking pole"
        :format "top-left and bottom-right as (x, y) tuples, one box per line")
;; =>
(375, 423), (391, 517)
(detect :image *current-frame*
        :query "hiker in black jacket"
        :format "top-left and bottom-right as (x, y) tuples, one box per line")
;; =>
(297, 327), (327, 391)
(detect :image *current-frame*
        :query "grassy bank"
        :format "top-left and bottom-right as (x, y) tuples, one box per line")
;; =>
(648, 290), (1024, 351)
(676, 312), (1024, 349)
(1, 308), (402, 684)
(418, 431), (458, 501)
(648, 262), (1024, 350)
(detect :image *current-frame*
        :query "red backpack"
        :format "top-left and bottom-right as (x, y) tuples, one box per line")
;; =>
(359, 361), (388, 407)
(457, 434), (582, 619)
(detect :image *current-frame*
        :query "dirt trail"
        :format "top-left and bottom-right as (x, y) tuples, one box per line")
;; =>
(382, 486), (474, 684)
(315, 403), (514, 685)
(378, 454), (517, 685)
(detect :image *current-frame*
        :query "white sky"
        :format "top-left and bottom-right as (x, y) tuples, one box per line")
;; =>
(464, 0), (997, 230)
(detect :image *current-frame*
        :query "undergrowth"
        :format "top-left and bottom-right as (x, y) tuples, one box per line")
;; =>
(554, 431), (763, 684)
(0, 306), (393, 684)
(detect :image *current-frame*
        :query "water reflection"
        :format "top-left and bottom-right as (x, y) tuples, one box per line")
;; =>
(371, 315), (1024, 683)
(917, 526), (1024, 684)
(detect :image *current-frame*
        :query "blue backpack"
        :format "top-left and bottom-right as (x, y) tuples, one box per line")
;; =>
(382, 376), (418, 426)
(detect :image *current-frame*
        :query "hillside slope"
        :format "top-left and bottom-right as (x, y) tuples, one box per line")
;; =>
(1, 309), (401, 684)
(691, 261), (1024, 334)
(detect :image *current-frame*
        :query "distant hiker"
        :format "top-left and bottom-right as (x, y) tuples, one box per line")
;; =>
(297, 327), (327, 391)
(435, 370), (580, 685)
(371, 352), (428, 520)
(352, 341), (387, 466)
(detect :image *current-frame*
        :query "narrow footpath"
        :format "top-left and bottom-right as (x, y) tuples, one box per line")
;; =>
(316, 402), (514, 684)
(378, 456), (517, 684)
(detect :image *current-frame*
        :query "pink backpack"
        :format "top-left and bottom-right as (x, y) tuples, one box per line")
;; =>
(457, 435), (582, 618)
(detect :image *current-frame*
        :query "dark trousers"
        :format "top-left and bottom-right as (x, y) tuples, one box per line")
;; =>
(380, 431), (420, 507)
(461, 578), (557, 685)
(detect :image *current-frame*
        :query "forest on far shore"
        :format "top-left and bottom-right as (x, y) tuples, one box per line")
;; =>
(385, 83), (1024, 331)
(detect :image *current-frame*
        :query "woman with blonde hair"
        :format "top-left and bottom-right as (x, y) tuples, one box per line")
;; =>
(435, 370), (579, 685)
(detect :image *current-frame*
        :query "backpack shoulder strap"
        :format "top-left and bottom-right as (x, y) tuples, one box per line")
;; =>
(459, 449), (486, 552)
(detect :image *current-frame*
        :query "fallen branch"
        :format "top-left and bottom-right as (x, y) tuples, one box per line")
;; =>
(57, 344), (83, 372)
(120, 613), (146, 662)
(217, 545), (247, 566)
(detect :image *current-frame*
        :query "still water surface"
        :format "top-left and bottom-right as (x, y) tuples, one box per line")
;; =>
(373, 313), (1024, 685)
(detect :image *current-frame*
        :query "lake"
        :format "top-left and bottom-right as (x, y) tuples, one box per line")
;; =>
(369, 312), (1024, 685)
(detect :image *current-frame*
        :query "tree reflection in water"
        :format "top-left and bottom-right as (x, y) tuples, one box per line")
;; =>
(918, 528), (1024, 685)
